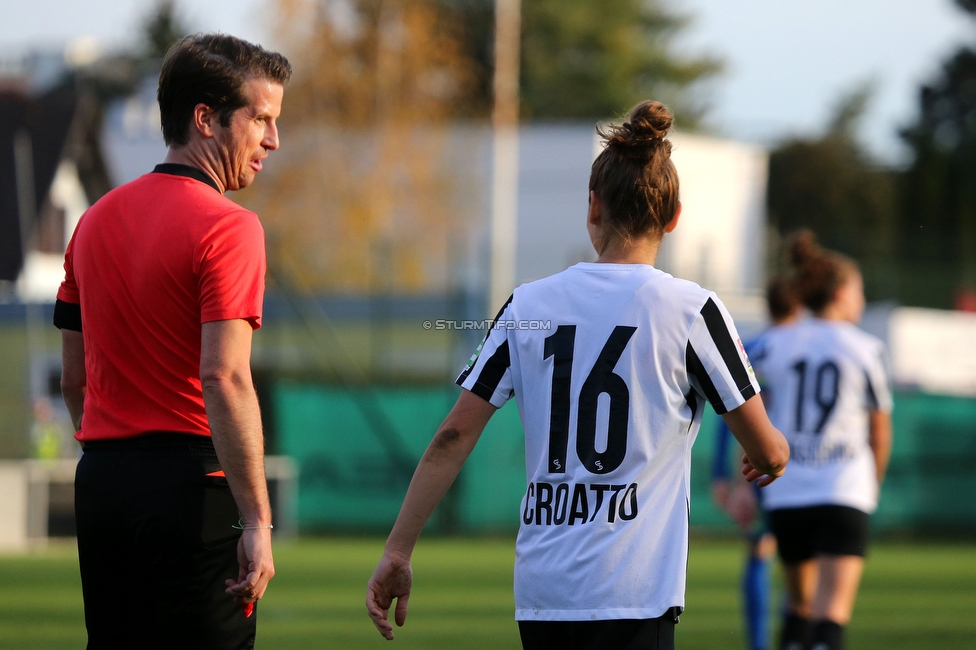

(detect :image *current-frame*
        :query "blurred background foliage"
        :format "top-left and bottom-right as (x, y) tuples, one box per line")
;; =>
(240, 0), (480, 295)
(135, 0), (976, 308)
(235, 0), (722, 295)
(768, 0), (976, 308)
(438, 0), (720, 124)
(766, 84), (897, 302)
(897, 0), (976, 308)
(516, 0), (720, 124)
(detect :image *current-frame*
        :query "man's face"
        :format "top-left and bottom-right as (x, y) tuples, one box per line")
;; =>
(213, 77), (283, 192)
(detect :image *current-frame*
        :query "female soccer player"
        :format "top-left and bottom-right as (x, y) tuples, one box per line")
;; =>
(366, 100), (790, 650)
(751, 232), (893, 650)
(712, 276), (802, 650)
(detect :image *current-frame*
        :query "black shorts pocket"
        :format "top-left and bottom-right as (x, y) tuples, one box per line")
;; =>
(187, 475), (242, 548)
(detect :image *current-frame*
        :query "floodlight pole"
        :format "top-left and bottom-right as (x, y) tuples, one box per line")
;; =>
(489, 0), (521, 315)
(14, 130), (46, 454)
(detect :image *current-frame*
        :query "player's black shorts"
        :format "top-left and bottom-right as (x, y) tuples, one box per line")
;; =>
(518, 608), (680, 650)
(75, 433), (256, 650)
(768, 504), (870, 564)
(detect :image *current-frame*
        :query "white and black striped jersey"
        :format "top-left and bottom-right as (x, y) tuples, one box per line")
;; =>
(751, 319), (893, 514)
(456, 262), (759, 621)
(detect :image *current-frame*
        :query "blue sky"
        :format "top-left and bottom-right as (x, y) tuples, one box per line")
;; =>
(1, 0), (972, 163)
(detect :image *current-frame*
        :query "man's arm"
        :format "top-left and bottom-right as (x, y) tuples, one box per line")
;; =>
(868, 409), (892, 485)
(721, 394), (790, 487)
(60, 330), (86, 431)
(200, 319), (274, 604)
(367, 389), (496, 640)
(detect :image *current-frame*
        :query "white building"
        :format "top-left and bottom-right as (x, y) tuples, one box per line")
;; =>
(512, 125), (769, 333)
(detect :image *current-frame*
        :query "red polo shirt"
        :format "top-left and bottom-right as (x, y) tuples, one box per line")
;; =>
(57, 165), (266, 441)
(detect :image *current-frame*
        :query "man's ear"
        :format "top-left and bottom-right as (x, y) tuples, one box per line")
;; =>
(664, 201), (682, 233)
(587, 190), (602, 227)
(192, 103), (218, 139)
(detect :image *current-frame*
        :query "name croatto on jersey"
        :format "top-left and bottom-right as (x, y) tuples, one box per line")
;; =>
(456, 262), (759, 621)
(522, 481), (639, 527)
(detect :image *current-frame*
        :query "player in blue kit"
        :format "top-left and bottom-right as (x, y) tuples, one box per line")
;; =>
(712, 276), (802, 650)
(366, 100), (790, 649)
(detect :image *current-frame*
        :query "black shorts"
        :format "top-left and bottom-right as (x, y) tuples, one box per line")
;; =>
(518, 609), (679, 650)
(75, 434), (255, 650)
(768, 505), (870, 564)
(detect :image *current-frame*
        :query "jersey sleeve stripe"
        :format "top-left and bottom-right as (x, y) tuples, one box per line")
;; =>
(456, 294), (514, 385)
(686, 342), (729, 414)
(456, 354), (477, 384)
(466, 339), (511, 403)
(700, 298), (754, 393)
(489, 293), (514, 327)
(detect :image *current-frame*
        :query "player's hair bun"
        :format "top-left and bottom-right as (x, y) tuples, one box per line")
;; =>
(784, 229), (858, 313)
(589, 100), (680, 247)
(603, 100), (673, 157)
(788, 229), (823, 268)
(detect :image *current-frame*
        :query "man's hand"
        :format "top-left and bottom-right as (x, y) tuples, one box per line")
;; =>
(225, 528), (275, 604)
(366, 551), (413, 640)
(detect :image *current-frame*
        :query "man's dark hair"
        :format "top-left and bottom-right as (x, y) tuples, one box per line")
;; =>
(157, 33), (292, 147)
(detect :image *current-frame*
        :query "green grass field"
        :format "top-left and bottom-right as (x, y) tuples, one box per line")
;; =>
(1, 537), (974, 649)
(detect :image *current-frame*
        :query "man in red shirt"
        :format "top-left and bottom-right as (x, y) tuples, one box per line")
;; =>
(55, 34), (290, 649)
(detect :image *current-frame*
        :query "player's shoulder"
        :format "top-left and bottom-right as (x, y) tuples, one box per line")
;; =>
(629, 266), (716, 315)
(745, 321), (788, 359)
(516, 263), (712, 314)
(834, 321), (887, 359)
(652, 271), (712, 300)
(758, 319), (802, 341)
(750, 319), (810, 355)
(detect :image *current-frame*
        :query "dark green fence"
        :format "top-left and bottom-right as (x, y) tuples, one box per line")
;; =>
(273, 383), (526, 532)
(274, 382), (976, 534)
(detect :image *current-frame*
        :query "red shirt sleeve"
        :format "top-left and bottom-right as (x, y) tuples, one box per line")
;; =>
(196, 210), (267, 329)
(57, 232), (80, 304)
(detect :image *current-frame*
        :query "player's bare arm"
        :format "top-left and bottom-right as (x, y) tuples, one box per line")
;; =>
(60, 329), (86, 432)
(722, 395), (789, 487)
(367, 389), (496, 640)
(200, 319), (275, 604)
(868, 409), (892, 485)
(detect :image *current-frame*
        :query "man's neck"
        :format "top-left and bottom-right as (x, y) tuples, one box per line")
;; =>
(163, 146), (226, 194)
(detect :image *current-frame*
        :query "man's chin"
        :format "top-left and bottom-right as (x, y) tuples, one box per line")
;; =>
(229, 174), (255, 192)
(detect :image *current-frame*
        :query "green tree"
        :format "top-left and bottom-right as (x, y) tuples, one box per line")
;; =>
(767, 85), (897, 301)
(243, 0), (480, 294)
(442, 0), (720, 124)
(898, 0), (976, 308)
(141, 0), (191, 61)
(519, 0), (719, 123)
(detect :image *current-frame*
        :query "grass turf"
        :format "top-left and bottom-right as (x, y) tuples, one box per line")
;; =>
(0, 537), (973, 649)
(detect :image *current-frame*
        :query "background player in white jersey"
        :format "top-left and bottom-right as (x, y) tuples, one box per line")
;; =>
(711, 276), (802, 650)
(366, 101), (790, 650)
(751, 232), (893, 650)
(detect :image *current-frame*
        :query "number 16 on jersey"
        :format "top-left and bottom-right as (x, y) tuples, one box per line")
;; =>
(544, 325), (637, 475)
